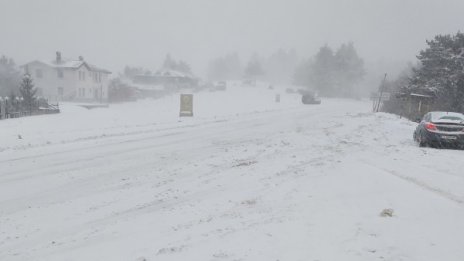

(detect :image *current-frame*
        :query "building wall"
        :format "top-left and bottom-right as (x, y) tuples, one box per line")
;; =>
(75, 68), (110, 102)
(24, 62), (73, 101)
(24, 62), (110, 103)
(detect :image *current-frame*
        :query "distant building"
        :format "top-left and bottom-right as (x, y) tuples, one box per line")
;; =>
(22, 52), (111, 103)
(129, 69), (199, 99)
(132, 69), (198, 89)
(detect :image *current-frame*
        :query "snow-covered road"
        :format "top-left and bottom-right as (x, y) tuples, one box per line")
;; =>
(1, 88), (464, 261)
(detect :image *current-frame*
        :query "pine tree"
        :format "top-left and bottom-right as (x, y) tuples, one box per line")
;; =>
(19, 74), (37, 112)
(176, 61), (192, 74)
(293, 59), (312, 87)
(244, 55), (264, 80)
(408, 32), (464, 111)
(208, 53), (242, 81)
(308, 45), (336, 96)
(266, 48), (299, 84)
(161, 54), (192, 74)
(0, 55), (21, 96)
(162, 54), (177, 70)
(334, 43), (365, 97)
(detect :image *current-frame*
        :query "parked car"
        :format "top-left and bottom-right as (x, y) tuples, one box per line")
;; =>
(413, 111), (464, 148)
(301, 90), (321, 105)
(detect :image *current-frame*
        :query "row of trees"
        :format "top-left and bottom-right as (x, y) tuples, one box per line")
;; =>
(207, 44), (365, 98)
(0, 55), (22, 97)
(207, 49), (299, 84)
(294, 43), (365, 97)
(0, 55), (43, 115)
(383, 32), (464, 116)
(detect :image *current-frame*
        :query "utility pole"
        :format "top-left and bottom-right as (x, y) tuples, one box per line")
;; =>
(376, 73), (387, 112)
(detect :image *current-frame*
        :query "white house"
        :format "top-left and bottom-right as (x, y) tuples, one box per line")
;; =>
(22, 52), (111, 103)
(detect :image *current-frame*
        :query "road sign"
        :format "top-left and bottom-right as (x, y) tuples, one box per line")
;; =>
(179, 94), (193, 117)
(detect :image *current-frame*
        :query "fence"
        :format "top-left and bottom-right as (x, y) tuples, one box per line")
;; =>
(0, 98), (60, 120)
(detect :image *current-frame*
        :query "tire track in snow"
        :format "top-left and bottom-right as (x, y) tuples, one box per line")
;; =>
(363, 161), (463, 205)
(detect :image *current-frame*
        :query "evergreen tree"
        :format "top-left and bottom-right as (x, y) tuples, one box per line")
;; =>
(123, 66), (145, 78)
(265, 48), (299, 84)
(162, 54), (177, 70)
(161, 54), (192, 74)
(308, 45), (336, 96)
(176, 60), (192, 74)
(208, 53), (242, 81)
(408, 32), (464, 111)
(294, 43), (365, 97)
(334, 43), (365, 97)
(0, 55), (21, 96)
(293, 59), (312, 87)
(244, 54), (264, 80)
(19, 74), (37, 112)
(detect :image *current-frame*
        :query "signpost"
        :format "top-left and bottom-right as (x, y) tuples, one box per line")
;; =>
(179, 94), (193, 117)
(372, 74), (389, 112)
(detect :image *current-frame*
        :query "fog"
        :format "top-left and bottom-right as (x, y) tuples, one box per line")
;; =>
(1, 0), (463, 78)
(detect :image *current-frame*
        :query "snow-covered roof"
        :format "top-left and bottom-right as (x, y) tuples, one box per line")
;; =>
(410, 93), (434, 98)
(132, 83), (165, 91)
(23, 59), (111, 74)
(153, 69), (194, 78)
(119, 77), (164, 91)
(87, 64), (112, 74)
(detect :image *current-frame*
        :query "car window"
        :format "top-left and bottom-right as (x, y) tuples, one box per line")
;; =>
(431, 112), (464, 122)
(438, 116), (464, 121)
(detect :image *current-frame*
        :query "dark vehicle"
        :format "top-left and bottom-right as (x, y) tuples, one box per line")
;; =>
(413, 111), (464, 148)
(301, 91), (321, 105)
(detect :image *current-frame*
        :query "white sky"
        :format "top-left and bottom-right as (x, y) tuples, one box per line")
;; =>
(0, 0), (463, 76)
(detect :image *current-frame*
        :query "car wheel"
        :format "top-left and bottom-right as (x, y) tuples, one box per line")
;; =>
(419, 132), (428, 147)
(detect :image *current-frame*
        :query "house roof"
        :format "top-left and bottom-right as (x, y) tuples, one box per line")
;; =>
(153, 69), (194, 78)
(410, 93), (434, 98)
(22, 59), (111, 74)
(88, 64), (112, 74)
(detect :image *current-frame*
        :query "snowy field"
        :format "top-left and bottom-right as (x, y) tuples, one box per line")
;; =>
(1, 83), (464, 261)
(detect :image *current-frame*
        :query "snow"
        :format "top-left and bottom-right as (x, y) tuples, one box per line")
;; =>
(1, 82), (464, 261)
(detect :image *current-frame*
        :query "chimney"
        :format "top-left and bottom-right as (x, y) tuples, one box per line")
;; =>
(56, 51), (62, 64)
(78, 56), (84, 61)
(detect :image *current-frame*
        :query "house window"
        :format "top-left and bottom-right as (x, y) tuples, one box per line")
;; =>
(82, 88), (86, 97)
(57, 70), (63, 78)
(36, 69), (43, 78)
(57, 87), (64, 96)
(78, 71), (86, 81)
